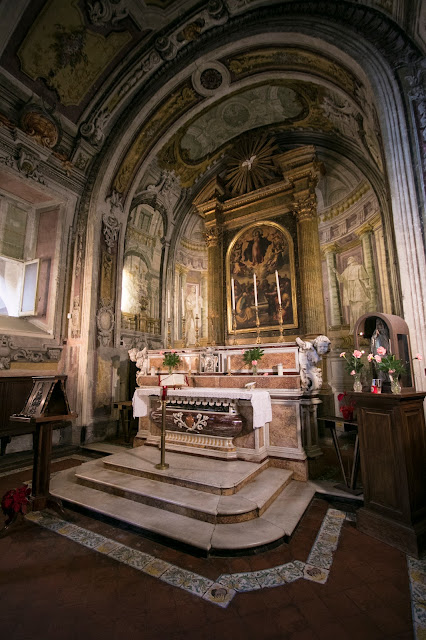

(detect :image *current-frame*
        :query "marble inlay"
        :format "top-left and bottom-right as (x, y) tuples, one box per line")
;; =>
(407, 555), (426, 640)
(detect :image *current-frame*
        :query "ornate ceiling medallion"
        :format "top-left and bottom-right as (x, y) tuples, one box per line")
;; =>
(225, 135), (278, 195)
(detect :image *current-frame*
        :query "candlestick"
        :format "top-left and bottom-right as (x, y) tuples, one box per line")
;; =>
(253, 273), (258, 307)
(209, 314), (216, 346)
(231, 278), (235, 310)
(195, 314), (200, 347)
(167, 290), (171, 317)
(232, 308), (237, 345)
(181, 288), (185, 317)
(275, 270), (282, 306)
(255, 306), (261, 344)
(277, 303), (284, 342)
(167, 319), (172, 348)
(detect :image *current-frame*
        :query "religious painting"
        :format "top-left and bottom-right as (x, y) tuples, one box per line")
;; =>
(226, 221), (298, 334)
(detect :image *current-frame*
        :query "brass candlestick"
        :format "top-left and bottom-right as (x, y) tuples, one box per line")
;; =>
(209, 314), (216, 346)
(277, 304), (284, 342)
(155, 395), (169, 470)
(195, 314), (200, 347)
(255, 306), (261, 344)
(182, 316), (186, 347)
(232, 309), (237, 345)
(167, 319), (172, 348)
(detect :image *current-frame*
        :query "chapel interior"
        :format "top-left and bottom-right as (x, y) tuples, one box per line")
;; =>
(0, 1), (425, 638)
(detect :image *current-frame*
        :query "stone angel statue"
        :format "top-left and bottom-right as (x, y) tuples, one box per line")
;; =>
(296, 335), (331, 393)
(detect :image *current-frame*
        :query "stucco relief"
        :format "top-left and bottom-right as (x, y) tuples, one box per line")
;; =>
(0, 335), (62, 368)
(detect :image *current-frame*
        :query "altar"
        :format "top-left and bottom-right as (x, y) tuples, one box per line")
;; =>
(131, 340), (328, 480)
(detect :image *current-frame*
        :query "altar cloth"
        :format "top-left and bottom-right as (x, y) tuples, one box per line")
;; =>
(132, 387), (272, 430)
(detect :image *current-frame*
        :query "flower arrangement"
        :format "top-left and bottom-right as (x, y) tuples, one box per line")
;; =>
(243, 347), (264, 374)
(339, 350), (365, 376)
(337, 392), (356, 421)
(367, 347), (405, 376)
(162, 350), (181, 372)
(1, 486), (31, 522)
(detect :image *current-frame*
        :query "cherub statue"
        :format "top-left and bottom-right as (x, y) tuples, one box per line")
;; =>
(128, 345), (149, 375)
(296, 335), (330, 392)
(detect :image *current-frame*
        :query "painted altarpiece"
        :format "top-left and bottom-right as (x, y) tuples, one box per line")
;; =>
(226, 221), (298, 335)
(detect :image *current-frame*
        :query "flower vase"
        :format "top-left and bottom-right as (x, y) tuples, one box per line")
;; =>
(252, 365), (258, 376)
(353, 373), (362, 392)
(389, 374), (401, 394)
(168, 367), (173, 375)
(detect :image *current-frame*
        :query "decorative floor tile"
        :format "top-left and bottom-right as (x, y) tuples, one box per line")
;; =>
(108, 545), (153, 569)
(59, 526), (109, 548)
(161, 566), (213, 596)
(142, 557), (172, 577)
(203, 583), (236, 608)
(217, 572), (262, 592)
(303, 563), (329, 584)
(275, 561), (305, 582)
(94, 538), (122, 554)
(252, 568), (287, 588)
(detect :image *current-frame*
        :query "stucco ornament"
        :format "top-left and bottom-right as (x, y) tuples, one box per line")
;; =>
(296, 335), (330, 393)
(97, 299), (115, 346)
(103, 191), (122, 252)
(80, 108), (110, 147)
(86, 0), (129, 27)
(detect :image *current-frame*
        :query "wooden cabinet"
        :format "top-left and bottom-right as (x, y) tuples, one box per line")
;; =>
(351, 392), (426, 557)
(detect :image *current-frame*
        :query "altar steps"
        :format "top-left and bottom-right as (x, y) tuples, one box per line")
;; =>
(49, 449), (316, 554)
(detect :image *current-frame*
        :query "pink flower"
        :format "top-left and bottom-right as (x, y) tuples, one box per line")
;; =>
(339, 352), (346, 358)
(350, 370), (356, 376)
(388, 369), (395, 374)
(263, 372), (269, 376)
(171, 350), (176, 353)
(374, 355), (382, 363)
(251, 360), (258, 366)
(353, 350), (362, 358)
(415, 353), (423, 361)
(367, 353), (374, 362)
(376, 346), (387, 356)
(159, 351), (164, 355)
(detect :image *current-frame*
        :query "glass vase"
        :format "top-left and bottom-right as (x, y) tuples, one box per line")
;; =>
(389, 375), (401, 394)
(353, 372), (362, 392)
(252, 365), (258, 376)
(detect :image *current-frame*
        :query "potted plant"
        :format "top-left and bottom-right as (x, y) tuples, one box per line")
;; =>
(243, 347), (264, 375)
(339, 349), (365, 392)
(1, 485), (31, 529)
(337, 392), (356, 421)
(162, 350), (181, 374)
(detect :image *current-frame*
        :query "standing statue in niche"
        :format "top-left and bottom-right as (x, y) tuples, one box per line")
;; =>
(296, 335), (331, 393)
(185, 285), (202, 345)
(333, 256), (371, 330)
(370, 318), (391, 384)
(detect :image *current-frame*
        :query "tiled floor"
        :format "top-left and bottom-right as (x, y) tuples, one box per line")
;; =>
(0, 456), (424, 639)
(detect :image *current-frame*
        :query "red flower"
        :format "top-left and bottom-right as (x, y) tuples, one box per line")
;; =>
(1, 486), (31, 517)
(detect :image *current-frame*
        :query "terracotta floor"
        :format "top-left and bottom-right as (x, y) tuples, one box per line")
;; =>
(0, 456), (418, 640)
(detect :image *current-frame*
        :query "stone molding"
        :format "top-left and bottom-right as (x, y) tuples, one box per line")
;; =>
(0, 335), (63, 370)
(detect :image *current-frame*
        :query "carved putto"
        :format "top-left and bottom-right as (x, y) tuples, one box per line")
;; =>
(296, 335), (330, 393)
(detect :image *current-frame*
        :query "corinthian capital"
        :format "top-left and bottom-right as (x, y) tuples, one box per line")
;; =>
(203, 225), (222, 247)
(293, 192), (317, 222)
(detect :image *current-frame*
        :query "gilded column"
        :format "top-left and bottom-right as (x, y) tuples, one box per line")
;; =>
(323, 243), (342, 327)
(357, 224), (378, 312)
(205, 224), (224, 345)
(294, 192), (327, 336)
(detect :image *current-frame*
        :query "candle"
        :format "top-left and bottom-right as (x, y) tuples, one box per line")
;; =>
(182, 288), (185, 317)
(227, 355), (231, 372)
(167, 290), (171, 317)
(275, 270), (282, 306)
(253, 274), (258, 307)
(231, 278), (235, 310)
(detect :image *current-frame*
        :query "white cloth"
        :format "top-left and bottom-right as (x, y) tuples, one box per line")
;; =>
(132, 387), (272, 430)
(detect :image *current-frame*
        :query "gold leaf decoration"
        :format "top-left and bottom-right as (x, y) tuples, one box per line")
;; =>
(225, 135), (278, 195)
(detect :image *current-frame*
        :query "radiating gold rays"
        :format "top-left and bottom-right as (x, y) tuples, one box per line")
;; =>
(225, 135), (278, 195)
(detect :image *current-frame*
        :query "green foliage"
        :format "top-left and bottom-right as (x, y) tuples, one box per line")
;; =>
(376, 353), (406, 376)
(162, 351), (181, 369)
(243, 347), (264, 365)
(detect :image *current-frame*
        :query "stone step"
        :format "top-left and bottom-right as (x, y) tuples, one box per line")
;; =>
(74, 459), (292, 524)
(102, 447), (270, 495)
(50, 467), (316, 553)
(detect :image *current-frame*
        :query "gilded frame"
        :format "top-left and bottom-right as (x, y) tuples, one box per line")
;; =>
(226, 221), (298, 334)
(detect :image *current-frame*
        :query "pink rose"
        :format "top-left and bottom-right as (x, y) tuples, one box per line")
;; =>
(252, 360), (258, 366)
(388, 369), (395, 374)
(171, 350), (176, 353)
(339, 352), (346, 358)
(353, 350), (362, 358)
(376, 346), (387, 356)
(367, 354), (374, 362)
(415, 353), (423, 361)
(374, 355), (382, 363)
(350, 370), (356, 376)
(263, 373), (269, 376)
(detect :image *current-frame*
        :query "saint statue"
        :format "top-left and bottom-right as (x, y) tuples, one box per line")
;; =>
(185, 285), (202, 345)
(334, 256), (371, 330)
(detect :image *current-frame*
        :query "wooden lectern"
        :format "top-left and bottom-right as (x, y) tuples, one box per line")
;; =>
(10, 375), (77, 511)
(350, 391), (426, 557)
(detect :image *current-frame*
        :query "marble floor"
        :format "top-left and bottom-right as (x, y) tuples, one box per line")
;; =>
(0, 454), (424, 639)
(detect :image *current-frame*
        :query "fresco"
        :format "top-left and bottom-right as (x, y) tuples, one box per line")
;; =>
(227, 222), (298, 334)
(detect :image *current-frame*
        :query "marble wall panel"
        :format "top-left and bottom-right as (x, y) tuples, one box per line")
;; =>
(269, 403), (299, 449)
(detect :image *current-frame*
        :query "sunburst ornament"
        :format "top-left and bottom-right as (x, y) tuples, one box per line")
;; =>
(225, 135), (278, 195)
